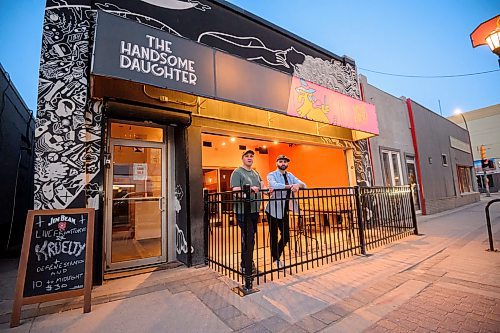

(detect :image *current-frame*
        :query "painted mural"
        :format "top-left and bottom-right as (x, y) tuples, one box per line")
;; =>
(35, 1), (372, 229)
(35, 3), (98, 210)
(287, 78), (379, 135)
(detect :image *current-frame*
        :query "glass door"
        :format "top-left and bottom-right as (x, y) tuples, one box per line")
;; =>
(405, 156), (421, 212)
(106, 123), (166, 271)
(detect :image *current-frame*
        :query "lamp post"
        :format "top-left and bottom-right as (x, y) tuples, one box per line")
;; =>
(470, 15), (500, 67)
(454, 109), (490, 197)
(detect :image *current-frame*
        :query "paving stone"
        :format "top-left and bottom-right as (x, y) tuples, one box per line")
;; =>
(166, 283), (189, 294)
(196, 290), (229, 311)
(324, 303), (352, 317)
(236, 322), (271, 333)
(224, 314), (254, 331)
(294, 315), (327, 332)
(214, 305), (242, 320)
(414, 326), (430, 333)
(364, 325), (390, 333)
(258, 315), (290, 332)
(281, 324), (307, 333)
(311, 308), (341, 324)
(350, 289), (379, 305)
(375, 319), (399, 330)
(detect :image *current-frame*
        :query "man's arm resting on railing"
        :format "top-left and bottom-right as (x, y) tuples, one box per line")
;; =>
(289, 173), (306, 192)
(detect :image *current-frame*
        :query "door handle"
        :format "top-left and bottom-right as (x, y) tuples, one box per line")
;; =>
(158, 197), (166, 212)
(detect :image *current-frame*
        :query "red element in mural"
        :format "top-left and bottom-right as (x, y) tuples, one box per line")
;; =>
(287, 77), (379, 135)
(58, 222), (67, 232)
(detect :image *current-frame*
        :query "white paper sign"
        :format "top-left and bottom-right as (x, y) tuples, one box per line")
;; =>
(133, 163), (148, 181)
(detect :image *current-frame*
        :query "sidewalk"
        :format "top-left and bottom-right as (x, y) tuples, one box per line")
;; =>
(1, 195), (499, 332)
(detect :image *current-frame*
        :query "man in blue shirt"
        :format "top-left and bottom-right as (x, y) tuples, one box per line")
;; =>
(266, 155), (306, 269)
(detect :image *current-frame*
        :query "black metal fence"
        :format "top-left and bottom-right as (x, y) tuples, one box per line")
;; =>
(204, 185), (417, 292)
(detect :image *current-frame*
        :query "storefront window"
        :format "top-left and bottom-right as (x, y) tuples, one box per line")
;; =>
(457, 166), (473, 193)
(111, 123), (163, 142)
(201, 133), (351, 189)
(381, 150), (403, 186)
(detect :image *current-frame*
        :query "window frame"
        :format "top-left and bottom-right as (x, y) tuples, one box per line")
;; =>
(380, 148), (404, 187)
(441, 154), (448, 167)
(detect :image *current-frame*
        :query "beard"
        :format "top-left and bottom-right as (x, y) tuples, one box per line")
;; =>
(278, 164), (288, 171)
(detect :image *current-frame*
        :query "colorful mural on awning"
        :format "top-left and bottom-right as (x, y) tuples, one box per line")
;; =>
(287, 77), (379, 135)
(93, 11), (379, 136)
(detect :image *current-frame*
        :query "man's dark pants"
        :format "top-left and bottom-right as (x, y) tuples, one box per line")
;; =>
(266, 212), (290, 262)
(236, 212), (259, 267)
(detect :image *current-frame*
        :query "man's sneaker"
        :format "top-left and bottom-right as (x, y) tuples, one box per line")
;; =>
(274, 260), (285, 269)
(240, 262), (257, 275)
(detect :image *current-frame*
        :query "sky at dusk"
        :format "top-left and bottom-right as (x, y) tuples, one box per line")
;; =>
(0, 0), (498, 117)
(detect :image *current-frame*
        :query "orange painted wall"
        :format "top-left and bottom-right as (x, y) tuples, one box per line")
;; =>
(201, 134), (349, 189)
(201, 135), (271, 180)
(266, 144), (349, 188)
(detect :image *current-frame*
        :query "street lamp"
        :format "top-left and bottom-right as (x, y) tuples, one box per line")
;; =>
(454, 109), (490, 197)
(453, 109), (469, 131)
(470, 15), (500, 67)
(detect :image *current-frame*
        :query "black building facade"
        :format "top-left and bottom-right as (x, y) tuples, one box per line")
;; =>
(35, 0), (379, 283)
(0, 64), (35, 256)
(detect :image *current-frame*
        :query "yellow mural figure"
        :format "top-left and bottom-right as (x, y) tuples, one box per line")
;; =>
(353, 104), (368, 125)
(295, 84), (330, 123)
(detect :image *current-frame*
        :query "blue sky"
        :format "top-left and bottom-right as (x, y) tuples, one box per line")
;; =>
(0, 0), (498, 116)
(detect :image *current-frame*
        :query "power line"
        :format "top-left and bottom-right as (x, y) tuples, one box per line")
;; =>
(358, 67), (500, 78)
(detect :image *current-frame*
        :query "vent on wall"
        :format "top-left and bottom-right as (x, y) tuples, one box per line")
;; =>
(239, 145), (246, 150)
(203, 141), (212, 147)
(256, 147), (268, 154)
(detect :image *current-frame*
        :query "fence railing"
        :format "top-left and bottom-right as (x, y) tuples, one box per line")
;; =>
(204, 185), (417, 293)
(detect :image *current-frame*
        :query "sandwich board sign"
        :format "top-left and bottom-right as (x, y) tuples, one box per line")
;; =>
(10, 208), (95, 327)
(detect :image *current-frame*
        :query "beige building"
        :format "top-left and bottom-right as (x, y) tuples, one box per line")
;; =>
(448, 104), (500, 192)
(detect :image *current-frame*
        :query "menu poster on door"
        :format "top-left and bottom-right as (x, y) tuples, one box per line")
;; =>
(133, 163), (148, 181)
(10, 209), (94, 328)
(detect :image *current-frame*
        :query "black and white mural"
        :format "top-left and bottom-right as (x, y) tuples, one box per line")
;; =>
(35, 2), (99, 210)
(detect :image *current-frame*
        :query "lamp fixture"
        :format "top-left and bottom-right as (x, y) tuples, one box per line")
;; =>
(470, 15), (500, 66)
(486, 29), (500, 56)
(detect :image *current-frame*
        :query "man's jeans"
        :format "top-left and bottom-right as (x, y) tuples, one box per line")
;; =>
(266, 212), (290, 262)
(236, 213), (259, 267)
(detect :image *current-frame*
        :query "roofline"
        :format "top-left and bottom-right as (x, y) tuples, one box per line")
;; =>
(362, 79), (407, 104)
(0, 62), (34, 120)
(408, 98), (469, 134)
(211, 0), (356, 66)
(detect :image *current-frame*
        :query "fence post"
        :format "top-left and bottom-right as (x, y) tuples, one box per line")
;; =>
(242, 184), (254, 292)
(409, 184), (419, 235)
(203, 189), (209, 264)
(354, 186), (366, 255)
(485, 199), (500, 251)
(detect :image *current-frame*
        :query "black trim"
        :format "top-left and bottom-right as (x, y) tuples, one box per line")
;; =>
(105, 100), (192, 126)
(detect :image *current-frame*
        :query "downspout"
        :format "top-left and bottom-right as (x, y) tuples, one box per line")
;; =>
(406, 98), (426, 215)
(359, 81), (376, 185)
